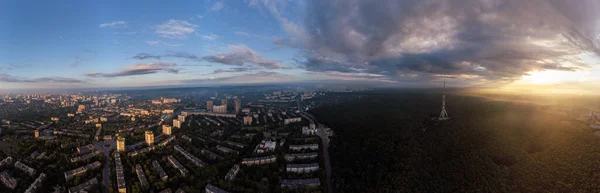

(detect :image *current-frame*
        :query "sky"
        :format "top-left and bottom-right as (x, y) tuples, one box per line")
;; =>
(0, 0), (599, 93)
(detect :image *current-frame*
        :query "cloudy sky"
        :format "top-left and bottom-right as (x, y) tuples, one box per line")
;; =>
(1, 0), (599, 93)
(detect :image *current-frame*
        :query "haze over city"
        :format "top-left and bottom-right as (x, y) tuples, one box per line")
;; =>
(1, 0), (599, 94)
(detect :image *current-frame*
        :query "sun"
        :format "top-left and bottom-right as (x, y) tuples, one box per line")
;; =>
(522, 71), (555, 84)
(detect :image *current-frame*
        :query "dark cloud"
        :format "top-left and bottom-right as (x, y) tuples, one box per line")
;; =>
(85, 62), (179, 78)
(131, 52), (201, 61)
(202, 45), (285, 69)
(211, 67), (252, 74)
(132, 53), (161, 60)
(295, 0), (600, 81)
(0, 74), (84, 83)
(166, 52), (201, 60)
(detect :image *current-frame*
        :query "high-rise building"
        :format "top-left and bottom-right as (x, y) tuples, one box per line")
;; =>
(213, 105), (226, 114)
(116, 136), (126, 152)
(243, 116), (253, 126)
(221, 99), (228, 110)
(34, 130), (39, 138)
(207, 100), (214, 112)
(163, 125), (172, 135)
(145, 131), (154, 145)
(77, 105), (86, 113)
(234, 98), (241, 113)
(173, 119), (181, 129)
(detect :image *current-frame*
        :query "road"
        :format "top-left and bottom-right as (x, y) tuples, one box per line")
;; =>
(94, 140), (115, 193)
(303, 112), (334, 193)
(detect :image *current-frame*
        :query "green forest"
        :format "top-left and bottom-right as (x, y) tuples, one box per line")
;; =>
(311, 90), (600, 193)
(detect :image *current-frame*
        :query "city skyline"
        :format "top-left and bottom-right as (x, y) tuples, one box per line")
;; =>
(1, 0), (600, 94)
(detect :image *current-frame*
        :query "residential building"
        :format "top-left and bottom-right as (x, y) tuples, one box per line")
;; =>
(15, 161), (36, 176)
(241, 155), (277, 165)
(114, 154), (126, 193)
(51, 117), (60, 121)
(286, 163), (320, 173)
(34, 129), (39, 138)
(162, 125), (172, 135)
(213, 105), (226, 114)
(243, 116), (253, 126)
(206, 184), (229, 193)
(225, 164), (240, 181)
(207, 100), (214, 112)
(152, 160), (168, 182)
(225, 140), (246, 149)
(159, 189), (172, 193)
(216, 145), (239, 154)
(77, 105), (86, 113)
(201, 149), (224, 160)
(174, 145), (206, 167)
(0, 171), (17, 189)
(173, 119), (181, 129)
(284, 117), (302, 125)
(284, 153), (318, 161)
(68, 177), (97, 193)
(158, 136), (176, 146)
(71, 151), (101, 163)
(280, 178), (321, 189)
(221, 98), (228, 110)
(302, 126), (317, 135)
(116, 136), (126, 152)
(178, 115), (186, 122)
(24, 173), (46, 193)
(167, 155), (188, 177)
(0, 157), (12, 166)
(135, 164), (148, 186)
(234, 98), (241, 113)
(64, 161), (102, 181)
(181, 135), (192, 142)
(145, 131), (155, 145)
(289, 144), (319, 151)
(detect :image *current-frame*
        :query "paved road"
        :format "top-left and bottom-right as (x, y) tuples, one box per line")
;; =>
(303, 112), (334, 193)
(94, 140), (115, 193)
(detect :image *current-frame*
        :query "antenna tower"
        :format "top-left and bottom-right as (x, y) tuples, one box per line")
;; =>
(439, 77), (450, 121)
